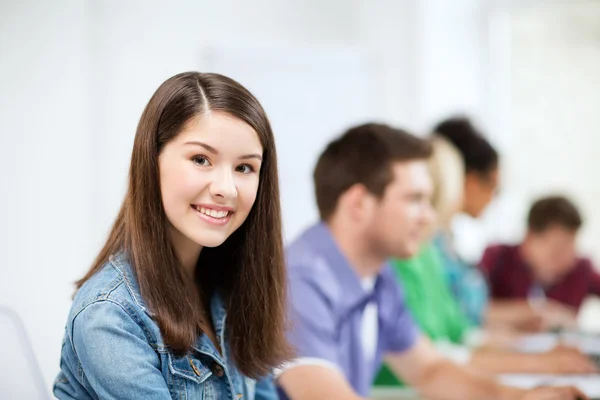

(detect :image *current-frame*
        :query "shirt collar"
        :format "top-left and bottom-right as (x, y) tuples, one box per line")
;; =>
(303, 222), (386, 312)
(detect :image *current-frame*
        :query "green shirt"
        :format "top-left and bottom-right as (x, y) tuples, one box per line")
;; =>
(373, 242), (472, 386)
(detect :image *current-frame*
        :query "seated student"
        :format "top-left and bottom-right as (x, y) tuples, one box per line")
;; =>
(375, 136), (595, 385)
(53, 72), (290, 400)
(276, 123), (586, 400)
(432, 117), (542, 332)
(431, 116), (499, 326)
(480, 195), (600, 324)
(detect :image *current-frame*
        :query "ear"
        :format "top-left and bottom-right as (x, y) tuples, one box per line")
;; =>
(340, 184), (376, 222)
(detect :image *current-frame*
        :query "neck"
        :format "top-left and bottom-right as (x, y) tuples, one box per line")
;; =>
(170, 226), (203, 277)
(519, 241), (533, 267)
(437, 213), (454, 233)
(519, 242), (545, 282)
(326, 218), (386, 279)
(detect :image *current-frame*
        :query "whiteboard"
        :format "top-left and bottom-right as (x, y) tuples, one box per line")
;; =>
(202, 46), (373, 243)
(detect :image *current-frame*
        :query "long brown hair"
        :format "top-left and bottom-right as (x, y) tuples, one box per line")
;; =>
(76, 72), (290, 378)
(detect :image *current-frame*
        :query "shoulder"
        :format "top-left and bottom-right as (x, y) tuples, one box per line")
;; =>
(67, 254), (153, 338)
(573, 256), (595, 275)
(287, 236), (338, 290)
(480, 243), (517, 264)
(485, 243), (517, 255)
(379, 264), (409, 303)
(285, 237), (343, 316)
(286, 234), (324, 273)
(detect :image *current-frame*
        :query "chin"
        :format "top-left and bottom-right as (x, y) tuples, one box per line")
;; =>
(393, 247), (417, 260)
(392, 249), (414, 260)
(468, 208), (484, 219)
(191, 233), (230, 248)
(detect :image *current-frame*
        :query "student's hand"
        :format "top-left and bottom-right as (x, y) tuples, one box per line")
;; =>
(537, 301), (579, 330)
(540, 348), (597, 374)
(507, 300), (577, 332)
(515, 314), (545, 333)
(550, 344), (583, 356)
(507, 301), (545, 332)
(487, 300), (544, 333)
(518, 386), (588, 400)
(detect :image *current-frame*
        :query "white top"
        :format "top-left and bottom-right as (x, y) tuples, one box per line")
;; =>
(360, 277), (379, 364)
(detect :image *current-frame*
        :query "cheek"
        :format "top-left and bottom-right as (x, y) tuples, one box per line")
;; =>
(159, 166), (177, 213)
(485, 188), (496, 203)
(406, 202), (423, 222)
(236, 178), (260, 212)
(542, 247), (570, 271)
(473, 186), (488, 203)
(383, 204), (412, 235)
(161, 165), (206, 211)
(555, 249), (576, 267)
(365, 205), (387, 234)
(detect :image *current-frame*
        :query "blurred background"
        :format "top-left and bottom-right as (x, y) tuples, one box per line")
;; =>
(1, 0), (599, 392)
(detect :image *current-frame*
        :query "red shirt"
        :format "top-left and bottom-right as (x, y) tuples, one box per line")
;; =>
(479, 244), (600, 311)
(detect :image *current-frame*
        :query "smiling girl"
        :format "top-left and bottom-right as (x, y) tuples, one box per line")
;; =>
(54, 72), (291, 399)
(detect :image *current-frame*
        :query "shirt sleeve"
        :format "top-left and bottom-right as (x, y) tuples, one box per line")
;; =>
(280, 268), (343, 374)
(380, 275), (419, 354)
(585, 259), (600, 296)
(70, 300), (171, 400)
(478, 245), (500, 277)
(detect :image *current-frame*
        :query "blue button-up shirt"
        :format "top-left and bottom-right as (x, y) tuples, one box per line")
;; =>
(282, 223), (418, 397)
(54, 252), (277, 400)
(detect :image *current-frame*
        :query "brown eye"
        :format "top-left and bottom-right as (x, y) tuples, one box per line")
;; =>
(192, 155), (211, 166)
(236, 164), (255, 174)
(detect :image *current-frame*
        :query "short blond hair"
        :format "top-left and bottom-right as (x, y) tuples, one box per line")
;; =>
(428, 135), (465, 228)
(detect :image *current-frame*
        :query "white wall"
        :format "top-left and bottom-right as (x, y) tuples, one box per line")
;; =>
(415, 0), (490, 130)
(0, 0), (93, 391)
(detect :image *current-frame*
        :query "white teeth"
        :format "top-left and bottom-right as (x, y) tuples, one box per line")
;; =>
(195, 206), (228, 219)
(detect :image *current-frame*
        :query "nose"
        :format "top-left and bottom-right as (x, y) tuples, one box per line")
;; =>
(209, 167), (238, 200)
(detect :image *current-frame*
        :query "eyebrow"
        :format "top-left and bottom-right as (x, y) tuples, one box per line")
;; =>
(184, 141), (262, 161)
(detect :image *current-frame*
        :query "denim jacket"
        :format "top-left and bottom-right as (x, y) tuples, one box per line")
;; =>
(53, 253), (277, 400)
(433, 233), (489, 326)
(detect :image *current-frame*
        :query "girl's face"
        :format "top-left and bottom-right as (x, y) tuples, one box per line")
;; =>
(158, 112), (263, 261)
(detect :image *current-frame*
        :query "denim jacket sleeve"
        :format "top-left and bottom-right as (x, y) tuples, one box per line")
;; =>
(68, 299), (171, 399)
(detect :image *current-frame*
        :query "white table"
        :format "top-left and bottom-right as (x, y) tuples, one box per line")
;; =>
(373, 377), (600, 399)
(514, 331), (600, 354)
(500, 374), (600, 397)
(372, 332), (600, 399)
(505, 332), (600, 397)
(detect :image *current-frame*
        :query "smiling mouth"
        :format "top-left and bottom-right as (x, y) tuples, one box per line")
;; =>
(191, 205), (232, 220)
